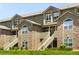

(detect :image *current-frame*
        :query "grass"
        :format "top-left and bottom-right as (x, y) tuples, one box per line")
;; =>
(0, 50), (79, 55)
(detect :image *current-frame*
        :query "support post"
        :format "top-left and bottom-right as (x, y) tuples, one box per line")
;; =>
(51, 14), (53, 23)
(48, 26), (50, 37)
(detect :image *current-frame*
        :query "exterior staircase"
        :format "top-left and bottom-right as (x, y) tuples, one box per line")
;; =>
(4, 36), (18, 50)
(37, 31), (56, 50)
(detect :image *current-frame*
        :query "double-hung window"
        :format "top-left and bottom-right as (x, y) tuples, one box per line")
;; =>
(64, 37), (73, 47)
(21, 25), (28, 34)
(45, 14), (52, 20)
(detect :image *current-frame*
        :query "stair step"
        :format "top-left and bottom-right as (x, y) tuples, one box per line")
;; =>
(4, 36), (18, 50)
(38, 31), (56, 50)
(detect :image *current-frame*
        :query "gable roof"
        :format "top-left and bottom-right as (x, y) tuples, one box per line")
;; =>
(11, 14), (22, 19)
(21, 9), (45, 17)
(0, 14), (22, 22)
(0, 5), (58, 22)
(0, 17), (12, 22)
(60, 3), (79, 10)
(21, 6), (59, 17)
(0, 10), (45, 22)
(42, 6), (59, 13)
(19, 19), (41, 26)
(0, 4), (79, 23)
(56, 11), (78, 21)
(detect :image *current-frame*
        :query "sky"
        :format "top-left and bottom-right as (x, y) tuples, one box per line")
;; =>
(0, 3), (67, 20)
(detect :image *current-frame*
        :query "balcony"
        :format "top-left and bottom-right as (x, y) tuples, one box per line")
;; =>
(12, 26), (18, 31)
(43, 19), (57, 26)
(43, 13), (59, 26)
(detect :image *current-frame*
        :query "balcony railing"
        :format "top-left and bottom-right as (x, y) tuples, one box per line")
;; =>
(43, 19), (57, 25)
(12, 26), (18, 30)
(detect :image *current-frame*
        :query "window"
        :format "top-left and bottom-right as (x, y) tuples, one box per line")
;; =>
(64, 18), (73, 30)
(45, 14), (52, 20)
(64, 37), (73, 47)
(22, 40), (28, 49)
(21, 25), (28, 34)
(53, 12), (60, 17)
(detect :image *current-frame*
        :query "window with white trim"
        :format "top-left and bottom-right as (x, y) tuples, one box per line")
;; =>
(21, 25), (28, 34)
(64, 18), (73, 30)
(64, 37), (73, 47)
(45, 14), (52, 20)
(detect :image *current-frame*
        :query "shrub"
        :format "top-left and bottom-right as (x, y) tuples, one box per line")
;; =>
(13, 47), (18, 50)
(45, 48), (72, 51)
(10, 47), (19, 50)
(0, 48), (3, 50)
(59, 44), (66, 49)
(59, 48), (72, 51)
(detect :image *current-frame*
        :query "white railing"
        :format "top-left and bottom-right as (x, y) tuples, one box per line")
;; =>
(44, 20), (57, 25)
(4, 36), (18, 50)
(44, 20), (52, 25)
(37, 31), (56, 50)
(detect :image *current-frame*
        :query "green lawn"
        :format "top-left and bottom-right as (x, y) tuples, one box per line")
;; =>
(0, 50), (79, 55)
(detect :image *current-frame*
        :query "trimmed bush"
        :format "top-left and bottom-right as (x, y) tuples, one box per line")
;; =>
(13, 47), (18, 50)
(10, 47), (19, 50)
(59, 44), (66, 49)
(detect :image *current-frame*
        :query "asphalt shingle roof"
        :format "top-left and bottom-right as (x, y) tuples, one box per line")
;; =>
(0, 25), (10, 30)
(1, 4), (79, 22)
(60, 3), (79, 9)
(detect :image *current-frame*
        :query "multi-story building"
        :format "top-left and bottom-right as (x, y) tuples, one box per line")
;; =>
(0, 4), (79, 50)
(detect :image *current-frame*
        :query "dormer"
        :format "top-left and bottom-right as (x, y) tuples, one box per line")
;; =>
(42, 6), (60, 25)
